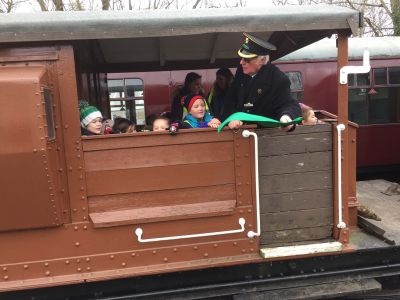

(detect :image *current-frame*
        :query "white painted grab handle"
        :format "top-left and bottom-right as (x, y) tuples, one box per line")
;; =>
(340, 49), (370, 84)
(242, 130), (260, 238)
(336, 124), (346, 229)
(135, 218), (246, 243)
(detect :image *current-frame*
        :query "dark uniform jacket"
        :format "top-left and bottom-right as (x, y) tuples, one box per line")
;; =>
(222, 62), (301, 121)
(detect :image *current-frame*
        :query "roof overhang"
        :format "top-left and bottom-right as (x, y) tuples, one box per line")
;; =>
(0, 6), (360, 72)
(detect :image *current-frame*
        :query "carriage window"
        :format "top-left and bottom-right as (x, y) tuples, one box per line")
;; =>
(355, 73), (370, 87)
(374, 68), (387, 85)
(43, 89), (55, 140)
(389, 67), (400, 84)
(126, 78), (144, 98)
(349, 86), (400, 125)
(368, 88), (397, 124)
(285, 71), (303, 101)
(108, 79), (125, 99)
(348, 73), (370, 87)
(349, 88), (368, 125)
(107, 78), (145, 125)
(348, 74), (355, 87)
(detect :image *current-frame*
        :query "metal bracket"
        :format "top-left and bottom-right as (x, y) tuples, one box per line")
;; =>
(339, 49), (371, 85)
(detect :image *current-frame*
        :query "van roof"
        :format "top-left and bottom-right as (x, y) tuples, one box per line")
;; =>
(0, 6), (360, 71)
(277, 37), (400, 62)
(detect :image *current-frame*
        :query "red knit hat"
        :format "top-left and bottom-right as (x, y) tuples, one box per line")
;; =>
(181, 94), (205, 112)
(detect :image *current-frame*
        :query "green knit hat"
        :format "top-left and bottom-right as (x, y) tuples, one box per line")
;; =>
(79, 100), (102, 127)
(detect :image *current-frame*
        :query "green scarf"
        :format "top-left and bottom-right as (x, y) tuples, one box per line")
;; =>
(217, 112), (303, 133)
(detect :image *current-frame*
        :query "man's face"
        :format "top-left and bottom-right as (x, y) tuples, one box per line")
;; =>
(240, 56), (264, 76)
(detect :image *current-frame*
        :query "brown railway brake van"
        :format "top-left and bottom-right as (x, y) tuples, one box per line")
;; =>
(0, 6), (364, 295)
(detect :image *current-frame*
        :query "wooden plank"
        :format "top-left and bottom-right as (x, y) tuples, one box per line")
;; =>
(260, 225), (333, 245)
(89, 200), (236, 228)
(260, 207), (333, 231)
(259, 151), (332, 176)
(261, 189), (333, 213)
(258, 132), (332, 156)
(260, 170), (332, 195)
(84, 141), (233, 172)
(89, 184), (236, 212)
(86, 160), (235, 196)
(357, 216), (395, 245)
(82, 130), (233, 152)
(259, 241), (342, 259)
(256, 123), (332, 137)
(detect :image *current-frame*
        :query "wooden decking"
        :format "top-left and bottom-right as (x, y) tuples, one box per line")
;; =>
(355, 179), (400, 246)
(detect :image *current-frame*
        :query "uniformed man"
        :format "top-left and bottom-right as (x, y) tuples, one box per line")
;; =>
(222, 33), (301, 131)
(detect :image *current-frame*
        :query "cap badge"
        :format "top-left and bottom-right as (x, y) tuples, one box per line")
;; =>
(257, 89), (263, 95)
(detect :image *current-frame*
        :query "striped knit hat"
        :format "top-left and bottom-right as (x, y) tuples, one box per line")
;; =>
(79, 100), (103, 127)
(181, 94), (207, 113)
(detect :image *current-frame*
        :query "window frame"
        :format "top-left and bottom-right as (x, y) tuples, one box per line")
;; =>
(107, 77), (145, 125)
(348, 67), (400, 125)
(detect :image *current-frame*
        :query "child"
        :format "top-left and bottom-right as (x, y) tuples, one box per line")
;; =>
(112, 117), (135, 133)
(152, 116), (170, 131)
(79, 101), (103, 135)
(180, 94), (221, 129)
(300, 103), (318, 126)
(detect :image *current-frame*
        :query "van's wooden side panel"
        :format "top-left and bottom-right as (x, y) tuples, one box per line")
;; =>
(257, 125), (333, 246)
(82, 130), (245, 227)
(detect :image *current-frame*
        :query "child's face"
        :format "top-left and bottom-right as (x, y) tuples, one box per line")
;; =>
(86, 117), (102, 134)
(153, 119), (169, 131)
(190, 99), (206, 119)
(303, 110), (318, 125)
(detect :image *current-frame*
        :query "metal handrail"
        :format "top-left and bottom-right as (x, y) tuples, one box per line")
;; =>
(242, 130), (260, 238)
(135, 218), (246, 243)
(336, 124), (346, 229)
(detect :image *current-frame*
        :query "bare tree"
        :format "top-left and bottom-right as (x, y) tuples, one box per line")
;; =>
(68, 0), (84, 10)
(53, 0), (64, 10)
(36, 0), (49, 10)
(0, 0), (27, 12)
(272, 0), (398, 37)
(36, 0), (64, 10)
(101, 0), (109, 9)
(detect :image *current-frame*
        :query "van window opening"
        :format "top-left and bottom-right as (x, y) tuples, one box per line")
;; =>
(43, 89), (56, 140)
(107, 78), (145, 125)
(349, 67), (400, 125)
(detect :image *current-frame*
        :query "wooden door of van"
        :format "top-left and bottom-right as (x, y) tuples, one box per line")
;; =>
(81, 128), (258, 257)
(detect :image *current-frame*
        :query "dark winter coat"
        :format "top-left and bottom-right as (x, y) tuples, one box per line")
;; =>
(81, 127), (99, 136)
(222, 62), (301, 121)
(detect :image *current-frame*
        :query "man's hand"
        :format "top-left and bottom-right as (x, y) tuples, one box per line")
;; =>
(228, 120), (243, 130)
(280, 115), (293, 132)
